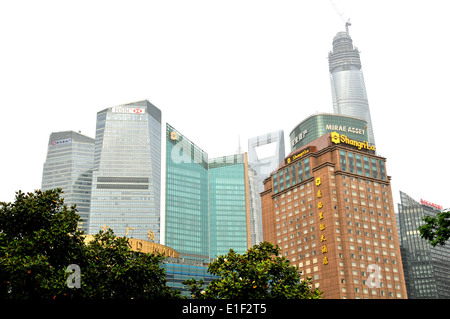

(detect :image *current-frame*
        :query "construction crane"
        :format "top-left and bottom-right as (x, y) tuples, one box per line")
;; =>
(345, 19), (352, 34)
(329, 0), (352, 33)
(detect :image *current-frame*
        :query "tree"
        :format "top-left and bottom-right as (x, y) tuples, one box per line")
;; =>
(81, 229), (180, 299)
(0, 188), (180, 299)
(0, 189), (86, 299)
(183, 242), (322, 299)
(418, 209), (450, 247)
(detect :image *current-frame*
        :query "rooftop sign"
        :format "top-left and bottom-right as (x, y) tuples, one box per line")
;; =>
(286, 147), (310, 164)
(52, 138), (72, 146)
(420, 199), (443, 210)
(112, 107), (146, 114)
(331, 132), (375, 152)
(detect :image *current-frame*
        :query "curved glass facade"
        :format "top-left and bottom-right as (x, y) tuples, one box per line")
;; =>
(329, 31), (376, 146)
(289, 113), (368, 151)
(89, 100), (162, 242)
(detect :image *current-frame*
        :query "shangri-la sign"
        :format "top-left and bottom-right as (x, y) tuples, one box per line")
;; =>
(331, 132), (375, 152)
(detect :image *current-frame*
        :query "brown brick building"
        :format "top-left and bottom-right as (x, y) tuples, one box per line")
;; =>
(261, 132), (407, 299)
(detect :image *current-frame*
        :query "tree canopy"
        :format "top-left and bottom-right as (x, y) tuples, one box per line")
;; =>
(184, 241), (322, 299)
(418, 209), (450, 247)
(0, 188), (180, 299)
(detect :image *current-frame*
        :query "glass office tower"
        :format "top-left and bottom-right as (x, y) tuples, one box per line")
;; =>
(397, 191), (450, 298)
(247, 130), (286, 245)
(248, 130), (285, 193)
(89, 100), (161, 242)
(164, 124), (255, 261)
(329, 31), (376, 146)
(164, 124), (209, 262)
(42, 131), (95, 232)
(247, 165), (264, 246)
(209, 154), (251, 257)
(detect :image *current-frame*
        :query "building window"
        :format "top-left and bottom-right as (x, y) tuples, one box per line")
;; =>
(340, 151), (347, 172)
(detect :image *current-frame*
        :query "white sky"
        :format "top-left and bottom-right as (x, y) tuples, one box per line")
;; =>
(0, 0), (449, 210)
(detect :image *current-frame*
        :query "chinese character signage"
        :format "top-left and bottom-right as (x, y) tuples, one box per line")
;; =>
(316, 177), (328, 266)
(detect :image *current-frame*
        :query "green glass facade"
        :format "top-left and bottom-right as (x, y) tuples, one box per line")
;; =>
(339, 150), (386, 180)
(164, 124), (251, 262)
(162, 259), (217, 297)
(165, 124), (210, 261)
(209, 154), (249, 258)
(273, 157), (311, 195)
(290, 113), (368, 151)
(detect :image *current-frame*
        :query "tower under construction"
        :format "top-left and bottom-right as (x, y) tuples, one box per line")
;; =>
(328, 28), (376, 146)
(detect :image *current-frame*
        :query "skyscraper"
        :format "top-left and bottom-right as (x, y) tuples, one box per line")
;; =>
(247, 165), (264, 246)
(248, 130), (285, 193)
(261, 130), (407, 299)
(397, 191), (450, 298)
(164, 124), (210, 262)
(328, 30), (376, 146)
(42, 131), (95, 232)
(209, 153), (251, 257)
(88, 100), (162, 242)
(164, 124), (254, 261)
(247, 130), (286, 245)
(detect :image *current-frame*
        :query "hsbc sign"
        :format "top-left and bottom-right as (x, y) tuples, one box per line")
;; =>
(112, 107), (146, 114)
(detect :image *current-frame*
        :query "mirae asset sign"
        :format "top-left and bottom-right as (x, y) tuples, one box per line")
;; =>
(326, 124), (366, 136)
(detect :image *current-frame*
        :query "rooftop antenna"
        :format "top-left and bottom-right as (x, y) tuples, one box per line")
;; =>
(237, 135), (242, 154)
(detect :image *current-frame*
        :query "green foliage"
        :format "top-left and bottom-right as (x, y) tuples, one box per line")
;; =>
(0, 189), (85, 298)
(0, 188), (180, 299)
(418, 209), (450, 247)
(81, 229), (180, 299)
(184, 242), (322, 299)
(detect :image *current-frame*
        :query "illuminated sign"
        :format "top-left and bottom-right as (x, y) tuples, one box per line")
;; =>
(326, 124), (366, 136)
(52, 138), (72, 146)
(331, 132), (375, 151)
(315, 177), (328, 266)
(112, 107), (146, 114)
(170, 131), (178, 140)
(286, 147), (310, 164)
(420, 199), (443, 210)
